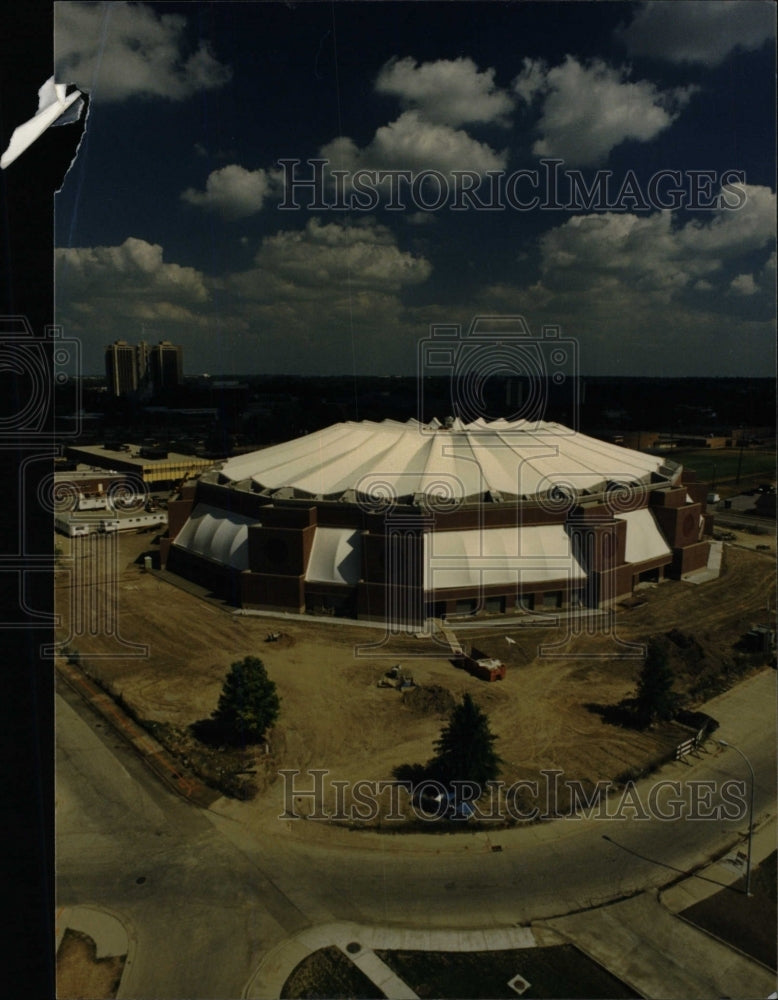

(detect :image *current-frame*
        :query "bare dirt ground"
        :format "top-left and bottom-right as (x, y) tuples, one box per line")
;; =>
(54, 531), (775, 812)
(56, 929), (125, 1000)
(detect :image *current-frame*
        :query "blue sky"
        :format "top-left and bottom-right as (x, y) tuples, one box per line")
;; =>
(53, 1), (776, 377)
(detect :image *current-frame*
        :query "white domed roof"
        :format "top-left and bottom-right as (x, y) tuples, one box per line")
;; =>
(219, 418), (673, 504)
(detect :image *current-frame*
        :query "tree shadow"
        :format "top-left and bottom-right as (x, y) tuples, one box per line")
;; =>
(392, 760), (438, 786)
(190, 716), (233, 748)
(585, 698), (646, 730)
(675, 708), (720, 735)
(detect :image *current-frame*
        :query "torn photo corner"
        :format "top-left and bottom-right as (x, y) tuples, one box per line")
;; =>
(1, 76), (85, 170)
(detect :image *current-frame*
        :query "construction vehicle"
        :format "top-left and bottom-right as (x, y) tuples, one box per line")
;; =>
(430, 618), (507, 682)
(377, 664), (415, 689)
(460, 654), (506, 682)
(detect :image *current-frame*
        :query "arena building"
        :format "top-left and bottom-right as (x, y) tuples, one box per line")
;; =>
(161, 418), (712, 625)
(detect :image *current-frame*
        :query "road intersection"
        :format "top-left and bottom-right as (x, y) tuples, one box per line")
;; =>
(56, 667), (776, 998)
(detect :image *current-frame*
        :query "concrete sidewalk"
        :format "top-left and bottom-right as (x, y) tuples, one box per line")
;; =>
(243, 821), (777, 1000)
(55, 903), (133, 999)
(55, 904), (130, 960)
(56, 659), (218, 808)
(685, 539), (723, 584)
(544, 890), (776, 1000)
(243, 922), (538, 999)
(661, 820), (777, 914)
(247, 889), (775, 1000)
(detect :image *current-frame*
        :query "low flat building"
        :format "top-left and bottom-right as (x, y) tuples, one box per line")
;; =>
(65, 444), (214, 487)
(55, 509), (168, 537)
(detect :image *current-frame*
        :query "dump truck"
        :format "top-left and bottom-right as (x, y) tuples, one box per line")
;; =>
(460, 654), (506, 682)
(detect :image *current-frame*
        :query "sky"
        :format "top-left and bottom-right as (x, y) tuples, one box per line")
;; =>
(52, 1), (776, 378)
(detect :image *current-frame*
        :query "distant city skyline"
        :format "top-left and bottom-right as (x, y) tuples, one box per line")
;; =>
(104, 337), (183, 395)
(54, 1), (776, 378)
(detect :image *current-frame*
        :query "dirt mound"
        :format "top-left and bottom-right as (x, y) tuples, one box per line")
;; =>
(659, 627), (767, 702)
(402, 684), (456, 717)
(664, 629), (707, 674)
(144, 719), (270, 799)
(263, 631), (295, 648)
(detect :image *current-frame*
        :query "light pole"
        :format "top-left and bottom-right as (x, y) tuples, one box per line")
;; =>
(716, 738), (755, 896)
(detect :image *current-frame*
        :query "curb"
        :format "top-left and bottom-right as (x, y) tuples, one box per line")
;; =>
(658, 816), (776, 912)
(665, 903), (777, 977)
(55, 903), (132, 960)
(55, 904), (135, 1000)
(531, 919), (647, 1000)
(56, 659), (218, 808)
(657, 817), (778, 976)
(242, 922), (540, 1000)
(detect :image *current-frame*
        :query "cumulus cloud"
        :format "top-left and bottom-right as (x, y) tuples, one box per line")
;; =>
(460, 184), (776, 374)
(319, 55), (509, 183)
(269, 189), (774, 373)
(538, 185), (776, 293)
(729, 247), (776, 298)
(375, 56), (513, 126)
(58, 236), (208, 299)
(182, 165), (275, 218)
(183, 55), (509, 216)
(56, 237), (210, 355)
(675, 185), (777, 254)
(55, 2), (231, 101)
(233, 218), (431, 297)
(617, 1), (775, 66)
(514, 56), (695, 166)
(216, 219), (433, 371)
(320, 109), (506, 180)
(55, 225), (430, 373)
(185, 89), (507, 217)
(730, 273), (758, 295)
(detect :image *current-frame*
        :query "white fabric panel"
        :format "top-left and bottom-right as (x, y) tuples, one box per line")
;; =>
(424, 525), (586, 590)
(173, 503), (253, 570)
(219, 418), (666, 502)
(305, 527), (362, 585)
(222, 421), (362, 488)
(618, 508), (671, 564)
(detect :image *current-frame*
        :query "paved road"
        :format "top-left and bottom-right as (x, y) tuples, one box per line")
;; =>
(713, 511), (776, 535)
(57, 670), (777, 997)
(212, 674), (777, 929)
(56, 679), (306, 998)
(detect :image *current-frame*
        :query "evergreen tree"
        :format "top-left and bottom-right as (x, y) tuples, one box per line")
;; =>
(635, 639), (679, 727)
(431, 693), (501, 787)
(212, 656), (280, 744)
